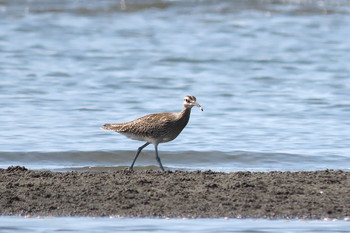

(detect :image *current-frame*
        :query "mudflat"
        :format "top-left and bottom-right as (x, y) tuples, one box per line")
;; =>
(1, 166), (350, 219)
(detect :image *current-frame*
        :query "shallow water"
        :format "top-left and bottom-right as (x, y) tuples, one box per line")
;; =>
(1, 0), (350, 171)
(1, 0), (350, 231)
(0, 217), (350, 233)
(0, 150), (348, 171)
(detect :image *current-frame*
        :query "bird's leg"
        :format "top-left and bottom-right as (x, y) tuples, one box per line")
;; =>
(154, 144), (165, 171)
(129, 142), (150, 171)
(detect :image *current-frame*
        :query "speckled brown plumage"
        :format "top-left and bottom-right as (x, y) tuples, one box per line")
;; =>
(101, 95), (203, 171)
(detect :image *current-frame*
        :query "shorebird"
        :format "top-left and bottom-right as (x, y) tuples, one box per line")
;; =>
(101, 95), (203, 171)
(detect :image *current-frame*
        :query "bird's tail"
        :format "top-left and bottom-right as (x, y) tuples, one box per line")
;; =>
(100, 123), (119, 130)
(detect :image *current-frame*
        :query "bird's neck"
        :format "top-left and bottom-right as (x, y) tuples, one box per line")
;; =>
(178, 106), (192, 126)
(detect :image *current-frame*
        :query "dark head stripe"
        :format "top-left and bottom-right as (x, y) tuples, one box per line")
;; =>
(185, 95), (196, 101)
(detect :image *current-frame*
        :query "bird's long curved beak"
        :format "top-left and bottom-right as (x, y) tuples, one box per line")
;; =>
(193, 102), (203, 111)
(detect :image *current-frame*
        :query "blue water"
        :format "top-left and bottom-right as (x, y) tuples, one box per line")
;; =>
(0, 217), (350, 233)
(1, 0), (350, 231)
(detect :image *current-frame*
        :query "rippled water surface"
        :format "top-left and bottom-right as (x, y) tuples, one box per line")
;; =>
(1, 217), (350, 233)
(1, 0), (350, 170)
(1, 0), (350, 231)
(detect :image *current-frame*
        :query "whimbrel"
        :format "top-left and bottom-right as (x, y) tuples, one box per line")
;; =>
(101, 95), (203, 171)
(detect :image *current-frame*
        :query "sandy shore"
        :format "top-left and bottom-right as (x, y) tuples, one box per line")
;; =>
(1, 166), (350, 219)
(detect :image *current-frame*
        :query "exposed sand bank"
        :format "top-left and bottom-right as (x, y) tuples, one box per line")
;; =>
(1, 166), (349, 219)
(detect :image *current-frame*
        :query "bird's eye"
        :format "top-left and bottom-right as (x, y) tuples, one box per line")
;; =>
(185, 99), (190, 103)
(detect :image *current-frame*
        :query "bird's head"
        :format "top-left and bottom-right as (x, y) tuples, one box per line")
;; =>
(183, 95), (203, 111)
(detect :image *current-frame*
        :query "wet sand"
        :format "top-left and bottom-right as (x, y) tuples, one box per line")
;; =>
(1, 166), (350, 219)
